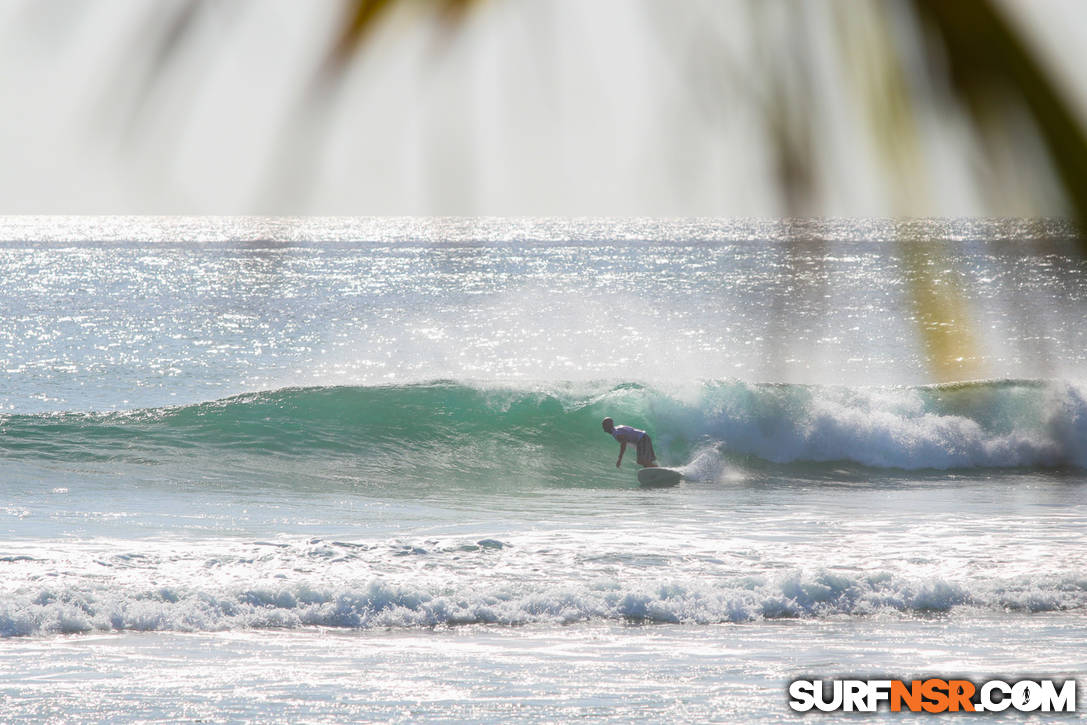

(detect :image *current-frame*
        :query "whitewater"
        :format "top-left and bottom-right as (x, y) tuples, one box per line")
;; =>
(1, 217), (1085, 722)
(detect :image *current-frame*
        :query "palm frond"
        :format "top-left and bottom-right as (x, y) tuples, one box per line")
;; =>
(912, 0), (1087, 249)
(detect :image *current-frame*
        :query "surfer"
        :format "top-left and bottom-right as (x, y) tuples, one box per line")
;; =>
(602, 417), (658, 468)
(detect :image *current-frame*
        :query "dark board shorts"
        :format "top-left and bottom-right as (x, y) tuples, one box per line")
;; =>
(636, 435), (656, 466)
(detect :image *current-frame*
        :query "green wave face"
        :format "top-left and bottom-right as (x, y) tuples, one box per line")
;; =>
(2, 379), (1086, 489)
(0, 383), (645, 489)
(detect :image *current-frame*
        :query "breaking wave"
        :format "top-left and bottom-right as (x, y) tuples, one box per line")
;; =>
(1, 378), (1085, 475)
(3, 564), (1084, 637)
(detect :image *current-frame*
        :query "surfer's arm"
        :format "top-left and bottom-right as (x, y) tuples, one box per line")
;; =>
(616, 441), (626, 467)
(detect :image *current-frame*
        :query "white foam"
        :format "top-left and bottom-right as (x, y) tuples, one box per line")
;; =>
(658, 379), (1087, 470)
(4, 569), (1084, 637)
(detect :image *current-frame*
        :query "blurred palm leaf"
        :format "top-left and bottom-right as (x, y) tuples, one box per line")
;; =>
(323, 0), (481, 80)
(911, 0), (1087, 246)
(116, 0), (1087, 232)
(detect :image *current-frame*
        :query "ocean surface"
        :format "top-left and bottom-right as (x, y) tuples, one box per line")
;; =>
(1, 217), (1085, 722)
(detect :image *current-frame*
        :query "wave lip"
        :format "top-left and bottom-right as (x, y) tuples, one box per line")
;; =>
(2, 378), (1086, 473)
(4, 570), (1085, 637)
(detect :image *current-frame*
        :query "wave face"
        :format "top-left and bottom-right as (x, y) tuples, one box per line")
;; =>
(2, 378), (1086, 476)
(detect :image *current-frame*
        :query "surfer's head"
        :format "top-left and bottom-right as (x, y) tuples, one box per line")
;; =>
(601, 417), (614, 433)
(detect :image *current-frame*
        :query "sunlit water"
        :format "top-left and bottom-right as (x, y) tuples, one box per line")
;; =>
(1, 218), (1085, 722)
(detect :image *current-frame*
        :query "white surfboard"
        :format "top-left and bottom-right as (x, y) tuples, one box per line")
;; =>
(637, 467), (682, 486)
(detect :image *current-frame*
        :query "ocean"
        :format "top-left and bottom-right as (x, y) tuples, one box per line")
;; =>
(1, 217), (1085, 722)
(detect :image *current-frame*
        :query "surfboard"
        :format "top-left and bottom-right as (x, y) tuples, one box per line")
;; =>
(637, 467), (682, 486)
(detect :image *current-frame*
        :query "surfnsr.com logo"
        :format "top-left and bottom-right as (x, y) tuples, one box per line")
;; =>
(788, 678), (1077, 713)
